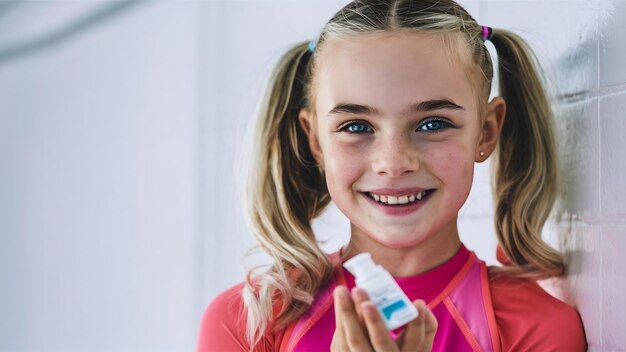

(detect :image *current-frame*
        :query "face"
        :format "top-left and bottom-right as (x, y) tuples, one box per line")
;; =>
(307, 30), (488, 250)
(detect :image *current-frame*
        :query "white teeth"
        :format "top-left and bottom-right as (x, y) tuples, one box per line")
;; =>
(369, 191), (428, 205)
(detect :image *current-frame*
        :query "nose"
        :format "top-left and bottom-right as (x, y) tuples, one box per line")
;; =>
(371, 134), (420, 177)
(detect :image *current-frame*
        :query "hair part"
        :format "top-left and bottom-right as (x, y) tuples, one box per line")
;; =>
(242, 0), (563, 347)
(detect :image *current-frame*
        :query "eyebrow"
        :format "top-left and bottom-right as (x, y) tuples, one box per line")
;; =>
(326, 99), (465, 117)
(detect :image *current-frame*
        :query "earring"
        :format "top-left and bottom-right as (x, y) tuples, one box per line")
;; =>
(479, 151), (485, 157)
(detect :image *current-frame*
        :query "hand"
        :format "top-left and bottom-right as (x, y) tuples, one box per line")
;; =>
(331, 286), (437, 352)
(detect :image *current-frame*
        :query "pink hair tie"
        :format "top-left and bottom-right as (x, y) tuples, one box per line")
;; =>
(482, 25), (493, 41)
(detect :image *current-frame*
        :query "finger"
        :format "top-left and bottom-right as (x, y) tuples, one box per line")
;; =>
(398, 300), (425, 351)
(335, 287), (372, 351)
(361, 302), (398, 352)
(331, 286), (350, 351)
(333, 286), (373, 352)
(399, 300), (437, 352)
(351, 287), (370, 322)
(418, 302), (437, 352)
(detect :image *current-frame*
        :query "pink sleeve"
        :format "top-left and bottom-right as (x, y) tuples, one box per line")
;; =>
(490, 275), (587, 351)
(197, 283), (250, 352)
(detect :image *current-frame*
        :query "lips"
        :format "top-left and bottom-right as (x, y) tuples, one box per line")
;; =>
(360, 188), (434, 216)
(362, 186), (434, 207)
(368, 191), (428, 205)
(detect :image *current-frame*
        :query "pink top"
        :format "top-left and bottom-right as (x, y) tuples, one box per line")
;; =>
(197, 245), (586, 351)
(344, 243), (469, 303)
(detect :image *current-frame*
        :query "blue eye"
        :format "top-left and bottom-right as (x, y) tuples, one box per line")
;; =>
(417, 119), (452, 132)
(342, 121), (373, 134)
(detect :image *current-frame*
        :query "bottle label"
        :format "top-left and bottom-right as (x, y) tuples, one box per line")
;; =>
(380, 299), (408, 320)
(368, 286), (412, 325)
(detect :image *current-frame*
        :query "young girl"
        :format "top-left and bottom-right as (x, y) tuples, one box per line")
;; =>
(198, 0), (586, 351)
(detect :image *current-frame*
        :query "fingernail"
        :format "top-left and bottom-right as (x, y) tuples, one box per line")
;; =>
(362, 302), (376, 314)
(337, 287), (348, 300)
(352, 287), (367, 299)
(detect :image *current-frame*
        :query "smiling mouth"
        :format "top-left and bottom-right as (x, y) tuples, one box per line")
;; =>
(366, 190), (432, 205)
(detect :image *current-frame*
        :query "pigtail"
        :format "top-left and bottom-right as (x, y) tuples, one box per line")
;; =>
(242, 41), (334, 348)
(489, 30), (564, 278)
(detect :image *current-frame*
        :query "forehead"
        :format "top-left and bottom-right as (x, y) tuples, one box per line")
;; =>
(314, 30), (477, 115)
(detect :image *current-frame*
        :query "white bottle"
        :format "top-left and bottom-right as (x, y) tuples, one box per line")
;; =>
(343, 253), (419, 331)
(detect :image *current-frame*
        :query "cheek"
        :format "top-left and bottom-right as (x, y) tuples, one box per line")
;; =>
(321, 141), (364, 191)
(425, 142), (475, 196)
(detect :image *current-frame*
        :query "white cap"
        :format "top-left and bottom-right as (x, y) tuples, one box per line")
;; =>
(343, 253), (382, 280)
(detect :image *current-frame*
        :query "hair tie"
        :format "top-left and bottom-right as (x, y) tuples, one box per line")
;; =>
(308, 40), (316, 53)
(481, 26), (493, 41)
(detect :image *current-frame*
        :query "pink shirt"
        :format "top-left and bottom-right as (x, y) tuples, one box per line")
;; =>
(198, 245), (586, 351)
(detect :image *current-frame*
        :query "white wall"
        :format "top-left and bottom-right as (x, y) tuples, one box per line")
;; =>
(478, 1), (626, 350)
(1, 1), (623, 351)
(0, 2), (201, 350)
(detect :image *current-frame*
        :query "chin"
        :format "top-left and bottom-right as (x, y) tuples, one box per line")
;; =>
(368, 232), (428, 249)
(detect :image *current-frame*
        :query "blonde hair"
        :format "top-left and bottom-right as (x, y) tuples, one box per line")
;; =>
(242, 0), (563, 347)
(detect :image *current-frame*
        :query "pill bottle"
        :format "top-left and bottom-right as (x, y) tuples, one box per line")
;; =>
(344, 252), (419, 331)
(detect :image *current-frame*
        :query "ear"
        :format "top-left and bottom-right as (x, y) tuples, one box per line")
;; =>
(298, 108), (324, 166)
(476, 96), (506, 162)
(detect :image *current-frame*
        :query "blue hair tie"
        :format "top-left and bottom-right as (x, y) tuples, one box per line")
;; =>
(308, 40), (316, 52)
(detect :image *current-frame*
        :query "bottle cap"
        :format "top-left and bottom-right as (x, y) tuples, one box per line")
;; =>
(343, 253), (381, 280)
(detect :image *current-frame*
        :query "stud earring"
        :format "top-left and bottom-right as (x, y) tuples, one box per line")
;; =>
(479, 151), (485, 157)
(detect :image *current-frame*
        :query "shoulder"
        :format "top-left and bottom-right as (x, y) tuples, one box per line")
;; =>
(488, 271), (586, 351)
(197, 282), (287, 352)
(197, 282), (249, 352)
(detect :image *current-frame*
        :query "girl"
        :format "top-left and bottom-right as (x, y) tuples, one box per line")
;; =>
(198, 0), (586, 351)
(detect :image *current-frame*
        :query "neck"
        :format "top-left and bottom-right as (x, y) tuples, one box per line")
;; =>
(343, 222), (462, 277)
